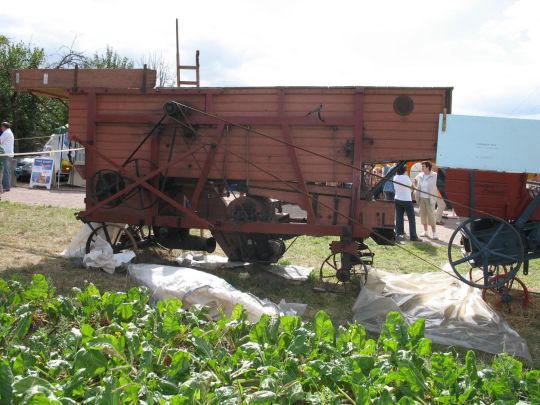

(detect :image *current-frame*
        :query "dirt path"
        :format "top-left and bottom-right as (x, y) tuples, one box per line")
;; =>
(2, 184), (85, 209)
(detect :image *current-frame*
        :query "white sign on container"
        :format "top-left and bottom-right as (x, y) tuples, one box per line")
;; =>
(436, 114), (540, 173)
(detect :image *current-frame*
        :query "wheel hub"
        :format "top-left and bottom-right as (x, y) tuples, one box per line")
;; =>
(336, 268), (352, 282)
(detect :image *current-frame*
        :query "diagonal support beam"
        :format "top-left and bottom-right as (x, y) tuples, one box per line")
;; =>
(191, 124), (226, 210)
(76, 140), (212, 228)
(278, 90), (316, 223)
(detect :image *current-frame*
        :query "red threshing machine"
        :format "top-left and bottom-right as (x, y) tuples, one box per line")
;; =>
(13, 68), (455, 285)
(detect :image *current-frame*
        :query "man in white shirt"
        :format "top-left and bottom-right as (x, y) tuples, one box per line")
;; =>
(0, 122), (15, 192)
(393, 166), (421, 241)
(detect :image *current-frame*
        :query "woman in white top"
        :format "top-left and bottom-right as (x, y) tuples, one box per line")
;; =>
(414, 161), (438, 239)
(393, 166), (420, 241)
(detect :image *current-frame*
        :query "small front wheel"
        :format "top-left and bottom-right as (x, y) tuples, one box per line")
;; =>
(85, 223), (138, 256)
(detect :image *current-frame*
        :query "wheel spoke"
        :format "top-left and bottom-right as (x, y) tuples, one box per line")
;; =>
(137, 188), (145, 209)
(490, 250), (520, 263)
(485, 223), (505, 249)
(452, 250), (481, 266)
(326, 259), (338, 271)
(102, 226), (112, 245)
(112, 228), (123, 247)
(482, 263), (492, 287)
(461, 223), (483, 250)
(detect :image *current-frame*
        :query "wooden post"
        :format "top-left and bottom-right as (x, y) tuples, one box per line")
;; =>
(176, 19), (180, 87)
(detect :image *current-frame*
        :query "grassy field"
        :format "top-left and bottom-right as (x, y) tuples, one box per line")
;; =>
(1, 201), (540, 366)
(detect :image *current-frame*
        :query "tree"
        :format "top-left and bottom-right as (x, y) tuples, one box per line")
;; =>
(0, 36), (65, 153)
(139, 51), (174, 87)
(48, 37), (86, 69)
(0, 39), (137, 153)
(84, 45), (134, 69)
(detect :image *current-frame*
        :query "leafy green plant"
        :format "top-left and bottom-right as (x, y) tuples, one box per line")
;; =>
(0, 274), (538, 404)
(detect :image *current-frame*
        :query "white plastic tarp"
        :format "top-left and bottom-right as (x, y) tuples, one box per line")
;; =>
(59, 222), (125, 258)
(176, 253), (248, 270)
(176, 252), (314, 281)
(60, 222), (135, 274)
(59, 222), (101, 258)
(129, 263), (281, 322)
(82, 235), (135, 274)
(352, 267), (531, 359)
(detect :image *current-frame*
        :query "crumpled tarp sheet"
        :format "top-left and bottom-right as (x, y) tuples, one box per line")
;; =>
(176, 252), (314, 281)
(263, 264), (314, 281)
(59, 222), (126, 258)
(176, 253), (248, 270)
(352, 267), (531, 360)
(129, 263), (281, 322)
(82, 235), (135, 274)
(59, 222), (101, 258)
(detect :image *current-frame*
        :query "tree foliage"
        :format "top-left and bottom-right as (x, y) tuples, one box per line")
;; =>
(0, 38), (141, 153)
(140, 51), (175, 87)
(84, 45), (134, 69)
(0, 35), (61, 152)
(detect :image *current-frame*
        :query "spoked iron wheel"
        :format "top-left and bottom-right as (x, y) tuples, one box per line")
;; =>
(469, 266), (530, 313)
(121, 158), (159, 210)
(483, 275), (529, 314)
(85, 224), (138, 257)
(126, 224), (155, 249)
(319, 252), (368, 290)
(89, 169), (129, 208)
(448, 217), (524, 289)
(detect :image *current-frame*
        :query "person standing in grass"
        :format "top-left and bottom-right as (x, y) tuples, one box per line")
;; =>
(0, 143), (5, 198)
(0, 122), (14, 192)
(393, 166), (421, 242)
(414, 161), (439, 240)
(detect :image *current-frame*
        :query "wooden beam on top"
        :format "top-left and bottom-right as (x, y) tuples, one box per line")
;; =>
(11, 68), (157, 98)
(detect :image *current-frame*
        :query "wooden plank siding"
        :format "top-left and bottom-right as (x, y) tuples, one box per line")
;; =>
(66, 85), (450, 184)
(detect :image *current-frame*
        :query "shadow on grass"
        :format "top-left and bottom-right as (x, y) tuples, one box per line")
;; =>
(1, 242), (68, 261)
(0, 251), (360, 326)
(1, 255), (135, 296)
(409, 241), (442, 256)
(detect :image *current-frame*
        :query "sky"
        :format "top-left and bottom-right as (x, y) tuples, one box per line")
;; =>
(2, 0), (540, 118)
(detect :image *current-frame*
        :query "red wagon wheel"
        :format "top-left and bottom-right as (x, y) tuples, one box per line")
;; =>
(469, 265), (529, 312)
(319, 252), (368, 286)
(482, 275), (529, 313)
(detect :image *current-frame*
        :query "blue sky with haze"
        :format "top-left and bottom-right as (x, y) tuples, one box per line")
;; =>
(2, 0), (539, 118)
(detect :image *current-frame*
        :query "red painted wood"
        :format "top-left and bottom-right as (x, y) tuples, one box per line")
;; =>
(445, 169), (540, 221)
(352, 89), (364, 223)
(278, 90), (316, 223)
(15, 69), (453, 248)
(191, 124), (225, 210)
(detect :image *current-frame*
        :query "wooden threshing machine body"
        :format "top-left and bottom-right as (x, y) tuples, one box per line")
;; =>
(13, 68), (452, 264)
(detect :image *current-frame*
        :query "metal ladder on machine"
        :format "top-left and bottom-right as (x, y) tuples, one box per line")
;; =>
(176, 18), (200, 87)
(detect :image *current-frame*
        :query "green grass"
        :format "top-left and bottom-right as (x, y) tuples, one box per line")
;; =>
(281, 234), (540, 291)
(1, 200), (540, 366)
